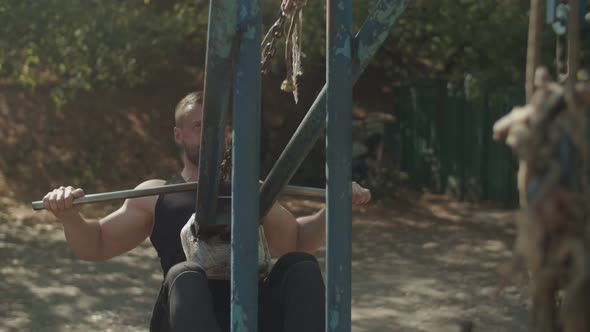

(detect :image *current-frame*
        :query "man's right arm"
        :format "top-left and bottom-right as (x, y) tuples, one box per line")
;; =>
(44, 179), (164, 261)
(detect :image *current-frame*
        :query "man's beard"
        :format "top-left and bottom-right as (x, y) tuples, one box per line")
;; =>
(183, 143), (200, 167)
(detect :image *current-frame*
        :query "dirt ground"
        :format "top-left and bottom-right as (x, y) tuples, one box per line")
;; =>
(0, 193), (529, 332)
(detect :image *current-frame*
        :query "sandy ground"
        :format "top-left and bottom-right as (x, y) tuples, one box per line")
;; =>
(1, 194), (529, 332)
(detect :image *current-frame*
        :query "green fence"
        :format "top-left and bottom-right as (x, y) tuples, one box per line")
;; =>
(386, 80), (523, 206)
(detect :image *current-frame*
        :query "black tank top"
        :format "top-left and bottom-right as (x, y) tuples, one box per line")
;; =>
(151, 175), (233, 277)
(151, 175), (195, 277)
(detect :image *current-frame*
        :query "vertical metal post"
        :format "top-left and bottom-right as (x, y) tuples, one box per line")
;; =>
(567, 0), (580, 88)
(259, 0), (411, 218)
(197, 0), (238, 227)
(526, 0), (543, 102)
(231, 0), (261, 330)
(326, 0), (353, 330)
(546, 0), (556, 24)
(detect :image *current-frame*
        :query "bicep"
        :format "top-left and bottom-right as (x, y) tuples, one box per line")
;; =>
(98, 199), (154, 260)
(262, 202), (299, 256)
(96, 180), (161, 260)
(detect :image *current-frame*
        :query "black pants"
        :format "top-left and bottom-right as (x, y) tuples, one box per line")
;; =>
(150, 252), (325, 332)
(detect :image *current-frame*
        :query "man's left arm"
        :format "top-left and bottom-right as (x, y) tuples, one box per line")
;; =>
(263, 182), (371, 256)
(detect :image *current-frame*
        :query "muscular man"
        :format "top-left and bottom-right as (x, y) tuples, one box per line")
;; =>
(42, 91), (372, 332)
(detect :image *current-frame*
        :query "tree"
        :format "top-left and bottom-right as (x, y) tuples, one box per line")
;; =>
(1, 0), (576, 107)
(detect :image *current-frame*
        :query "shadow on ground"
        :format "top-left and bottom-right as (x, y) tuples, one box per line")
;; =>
(1, 194), (528, 332)
(286, 194), (527, 331)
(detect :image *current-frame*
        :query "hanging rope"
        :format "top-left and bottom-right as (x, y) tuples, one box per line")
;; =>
(280, 0), (306, 103)
(260, 0), (307, 103)
(494, 67), (590, 332)
(493, 2), (590, 330)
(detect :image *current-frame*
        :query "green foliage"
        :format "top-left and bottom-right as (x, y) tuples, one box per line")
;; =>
(377, 0), (531, 86)
(1, 0), (578, 107)
(0, 0), (209, 106)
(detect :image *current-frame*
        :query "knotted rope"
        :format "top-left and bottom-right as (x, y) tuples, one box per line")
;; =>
(261, 0), (307, 103)
(280, 0), (306, 103)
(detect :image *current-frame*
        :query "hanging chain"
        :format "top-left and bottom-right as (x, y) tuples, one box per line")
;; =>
(261, 11), (287, 75)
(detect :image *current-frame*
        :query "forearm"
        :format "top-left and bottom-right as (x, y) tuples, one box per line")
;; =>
(296, 207), (326, 253)
(61, 214), (104, 261)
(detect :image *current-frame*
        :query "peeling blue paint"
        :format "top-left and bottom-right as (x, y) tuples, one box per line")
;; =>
(374, 2), (396, 22)
(197, 0), (240, 226)
(209, 0), (238, 58)
(356, 30), (388, 66)
(254, 2), (412, 329)
(335, 38), (351, 58)
(354, 0), (411, 70)
(329, 310), (340, 330)
(239, 4), (248, 21)
(231, 303), (249, 331)
(244, 26), (256, 40)
(193, 1), (443, 332)
(231, 0), (261, 331)
(327, 0), (353, 330)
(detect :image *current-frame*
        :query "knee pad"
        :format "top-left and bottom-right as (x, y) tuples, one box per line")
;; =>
(166, 263), (221, 332)
(267, 252), (322, 285)
(165, 261), (208, 287)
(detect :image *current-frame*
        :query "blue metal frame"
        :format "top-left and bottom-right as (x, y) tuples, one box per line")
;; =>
(196, 0), (238, 227)
(547, 0), (556, 23)
(546, 0), (587, 24)
(231, 0), (262, 331)
(326, 0), (353, 330)
(259, 0), (412, 217)
(197, 0), (411, 330)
